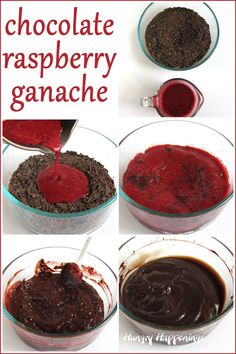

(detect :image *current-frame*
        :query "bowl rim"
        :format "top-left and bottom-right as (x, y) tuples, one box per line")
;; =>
(3, 246), (118, 337)
(137, 1), (220, 71)
(119, 120), (234, 219)
(2, 126), (117, 218)
(119, 236), (234, 331)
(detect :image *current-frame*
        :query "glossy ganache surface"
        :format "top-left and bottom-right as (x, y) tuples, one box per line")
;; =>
(121, 257), (225, 326)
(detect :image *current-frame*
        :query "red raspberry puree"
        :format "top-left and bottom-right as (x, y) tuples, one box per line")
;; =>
(3, 120), (89, 203)
(3, 120), (62, 152)
(159, 82), (196, 117)
(123, 145), (230, 214)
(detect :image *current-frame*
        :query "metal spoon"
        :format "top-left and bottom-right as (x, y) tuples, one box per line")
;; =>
(2, 119), (78, 153)
(60, 236), (93, 286)
(76, 236), (93, 264)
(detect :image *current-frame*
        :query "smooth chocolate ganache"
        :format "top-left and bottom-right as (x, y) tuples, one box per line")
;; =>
(121, 257), (225, 326)
(6, 260), (104, 333)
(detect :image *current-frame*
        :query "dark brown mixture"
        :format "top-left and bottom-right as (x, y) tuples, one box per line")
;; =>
(8, 151), (116, 213)
(121, 257), (225, 326)
(6, 260), (104, 333)
(145, 7), (211, 68)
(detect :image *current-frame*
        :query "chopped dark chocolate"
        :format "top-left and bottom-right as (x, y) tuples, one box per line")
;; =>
(145, 7), (211, 68)
(8, 151), (116, 213)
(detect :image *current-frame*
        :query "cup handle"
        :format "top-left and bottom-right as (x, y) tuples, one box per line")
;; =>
(140, 96), (156, 107)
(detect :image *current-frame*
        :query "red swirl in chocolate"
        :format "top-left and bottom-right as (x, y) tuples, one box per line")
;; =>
(121, 257), (225, 326)
(6, 260), (104, 333)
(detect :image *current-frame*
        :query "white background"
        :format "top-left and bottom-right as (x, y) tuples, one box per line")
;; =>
(117, 19), (236, 354)
(119, 234), (235, 353)
(1, 1), (235, 353)
(119, 116), (235, 239)
(119, 1), (235, 118)
(1, 1), (119, 122)
(2, 119), (119, 235)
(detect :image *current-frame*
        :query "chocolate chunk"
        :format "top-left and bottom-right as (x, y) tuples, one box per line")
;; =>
(61, 263), (83, 288)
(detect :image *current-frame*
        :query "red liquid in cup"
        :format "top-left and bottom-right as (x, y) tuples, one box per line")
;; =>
(141, 79), (203, 117)
(158, 82), (197, 117)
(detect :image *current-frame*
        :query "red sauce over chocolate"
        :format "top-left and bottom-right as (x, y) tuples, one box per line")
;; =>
(159, 82), (196, 117)
(122, 144), (230, 214)
(3, 119), (89, 204)
(121, 257), (225, 326)
(6, 260), (104, 333)
(37, 164), (89, 203)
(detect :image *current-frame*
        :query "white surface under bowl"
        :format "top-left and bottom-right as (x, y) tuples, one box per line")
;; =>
(138, 2), (219, 70)
(3, 126), (117, 234)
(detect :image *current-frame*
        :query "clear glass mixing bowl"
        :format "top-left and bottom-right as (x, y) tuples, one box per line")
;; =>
(3, 126), (117, 234)
(3, 246), (117, 351)
(119, 120), (233, 234)
(119, 235), (233, 345)
(138, 2), (219, 70)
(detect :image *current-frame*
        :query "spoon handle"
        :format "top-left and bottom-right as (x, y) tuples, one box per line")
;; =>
(76, 236), (93, 264)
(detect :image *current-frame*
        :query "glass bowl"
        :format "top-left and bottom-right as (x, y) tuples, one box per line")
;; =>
(3, 126), (117, 234)
(3, 246), (117, 351)
(138, 2), (220, 70)
(119, 120), (233, 234)
(119, 236), (234, 345)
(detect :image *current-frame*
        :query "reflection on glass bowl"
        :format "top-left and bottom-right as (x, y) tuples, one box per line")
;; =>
(119, 121), (233, 234)
(3, 247), (117, 351)
(138, 2), (219, 70)
(3, 126), (117, 234)
(119, 235), (233, 345)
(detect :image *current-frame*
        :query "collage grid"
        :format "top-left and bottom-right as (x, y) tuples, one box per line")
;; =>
(1, 1), (235, 353)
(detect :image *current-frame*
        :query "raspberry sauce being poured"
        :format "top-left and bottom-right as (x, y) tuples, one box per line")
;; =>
(3, 120), (62, 152)
(3, 119), (89, 203)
